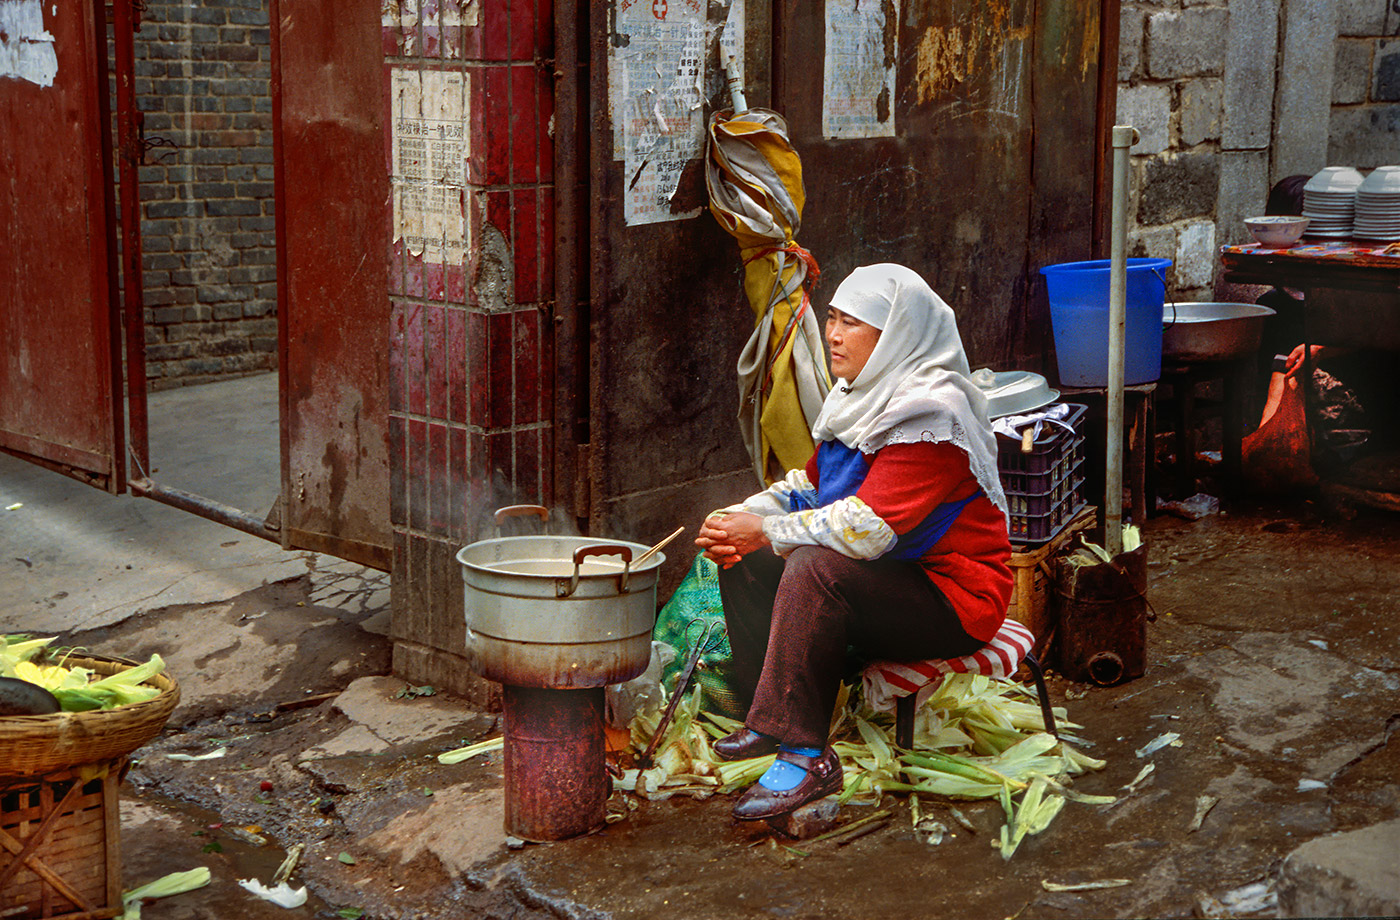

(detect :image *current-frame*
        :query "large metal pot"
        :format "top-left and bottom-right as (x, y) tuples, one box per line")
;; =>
(456, 507), (663, 689)
(1162, 302), (1276, 362)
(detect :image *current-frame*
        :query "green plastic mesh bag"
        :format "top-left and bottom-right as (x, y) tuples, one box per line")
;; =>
(652, 554), (745, 719)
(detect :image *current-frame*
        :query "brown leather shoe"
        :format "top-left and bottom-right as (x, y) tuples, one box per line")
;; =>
(713, 728), (779, 761)
(731, 747), (843, 820)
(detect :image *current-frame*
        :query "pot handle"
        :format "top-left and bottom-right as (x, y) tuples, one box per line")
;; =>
(560, 544), (633, 597)
(494, 504), (550, 531)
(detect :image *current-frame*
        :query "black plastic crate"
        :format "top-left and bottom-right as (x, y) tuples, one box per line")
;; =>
(1005, 465), (1084, 518)
(1000, 447), (1085, 497)
(996, 403), (1087, 477)
(1008, 487), (1086, 545)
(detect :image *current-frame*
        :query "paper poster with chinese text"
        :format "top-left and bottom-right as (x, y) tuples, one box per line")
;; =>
(823, 0), (897, 139)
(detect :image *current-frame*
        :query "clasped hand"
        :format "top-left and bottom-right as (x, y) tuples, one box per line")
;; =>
(695, 511), (769, 569)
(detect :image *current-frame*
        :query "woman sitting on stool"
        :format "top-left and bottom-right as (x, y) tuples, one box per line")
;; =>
(695, 263), (1013, 820)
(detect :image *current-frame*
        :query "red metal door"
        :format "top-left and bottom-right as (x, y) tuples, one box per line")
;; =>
(270, 0), (392, 569)
(0, 0), (122, 491)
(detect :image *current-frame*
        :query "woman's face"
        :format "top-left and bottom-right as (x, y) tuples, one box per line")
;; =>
(825, 307), (881, 381)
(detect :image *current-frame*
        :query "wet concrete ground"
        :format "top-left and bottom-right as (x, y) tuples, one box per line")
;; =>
(8, 498), (1393, 920)
(2, 373), (1397, 917)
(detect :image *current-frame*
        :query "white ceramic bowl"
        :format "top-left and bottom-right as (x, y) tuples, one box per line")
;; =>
(1359, 166), (1400, 194)
(1305, 166), (1365, 193)
(1244, 216), (1310, 247)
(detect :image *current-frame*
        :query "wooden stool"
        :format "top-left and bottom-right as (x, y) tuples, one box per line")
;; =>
(1154, 359), (1252, 498)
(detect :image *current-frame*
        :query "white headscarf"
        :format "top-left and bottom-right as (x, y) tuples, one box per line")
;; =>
(811, 264), (1008, 520)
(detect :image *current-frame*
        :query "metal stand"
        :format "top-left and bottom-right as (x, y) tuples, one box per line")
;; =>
(502, 685), (608, 842)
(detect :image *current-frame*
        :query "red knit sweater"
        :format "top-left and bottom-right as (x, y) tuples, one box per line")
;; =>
(807, 441), (1012, 643)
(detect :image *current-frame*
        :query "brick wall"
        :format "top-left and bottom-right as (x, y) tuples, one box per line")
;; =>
(132, 0), (277, 388)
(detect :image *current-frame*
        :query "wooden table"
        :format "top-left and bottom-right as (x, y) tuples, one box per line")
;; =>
(1220, 238), (1400, 505)
(1219, 238), (1400, 296)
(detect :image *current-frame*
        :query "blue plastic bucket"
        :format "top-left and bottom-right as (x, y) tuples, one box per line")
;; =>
(1041, 258), (1171, 387)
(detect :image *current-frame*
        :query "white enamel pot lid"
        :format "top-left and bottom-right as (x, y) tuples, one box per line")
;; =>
(970, 368), (1060, 419)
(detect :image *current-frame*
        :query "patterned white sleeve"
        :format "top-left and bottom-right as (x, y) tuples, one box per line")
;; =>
(720, 469), (819, 518)
(760, 495), (898, 560)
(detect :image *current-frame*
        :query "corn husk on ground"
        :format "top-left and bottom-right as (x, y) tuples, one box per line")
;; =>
(620, 673), (1113, 859)
(1, 634), (167, 711)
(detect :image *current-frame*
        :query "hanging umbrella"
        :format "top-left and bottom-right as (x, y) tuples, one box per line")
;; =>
(705, 107), (831, 485)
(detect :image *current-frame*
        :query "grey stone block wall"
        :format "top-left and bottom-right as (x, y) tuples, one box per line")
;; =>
(131, 0), (277, 389)
(1272, 0), (1338, 181)
(1119, 0), (1400, 298)
(1119, 2), (1232, 299)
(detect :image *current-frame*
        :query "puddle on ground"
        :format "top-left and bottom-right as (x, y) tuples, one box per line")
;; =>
(121, 787), (334, 918)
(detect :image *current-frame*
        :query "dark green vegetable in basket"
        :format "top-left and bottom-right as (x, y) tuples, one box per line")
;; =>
(0, 676), (61, 716)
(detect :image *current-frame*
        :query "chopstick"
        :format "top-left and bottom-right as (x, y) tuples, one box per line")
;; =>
(635, 526), (685, 565)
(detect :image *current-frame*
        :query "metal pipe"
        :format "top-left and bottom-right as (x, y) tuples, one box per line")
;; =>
(129, 478), (280, 542)
(1105, 125), (1138, 559)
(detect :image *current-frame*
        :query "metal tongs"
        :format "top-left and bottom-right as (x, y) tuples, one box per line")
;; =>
(638, 619), (721, 767)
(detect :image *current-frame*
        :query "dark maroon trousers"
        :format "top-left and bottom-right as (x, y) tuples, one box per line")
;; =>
(717, 545), (983, 748)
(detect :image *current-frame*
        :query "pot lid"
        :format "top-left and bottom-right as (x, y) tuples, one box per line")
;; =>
(970, 368), (1060, 420)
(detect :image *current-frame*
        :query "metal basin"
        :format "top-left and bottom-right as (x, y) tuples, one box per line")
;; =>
(456, 534), (662, 689)
(1162, 302), (1276, 363)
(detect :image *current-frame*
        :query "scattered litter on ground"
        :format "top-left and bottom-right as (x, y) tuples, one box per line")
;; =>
(273, 844), (305, 886)
(168, 748), (227, 761)
(1124, 763), (1155, 791)
(1157, 493), (1220, 520)
(1188, 794), (1219, 831)
(1296, 778), (1326, 791)
(1135, 732), (1181, 758)
(395, 684), (437, 699)
(1194, 878), (1277, 917)
(1041, 878), (1131, 892)
(119, 867), (211, 920)
(225, 825), (269, 847)
(237, 878), (308, 909)
(438, 735), (504, 764)
(1218, 879), (1276, 915)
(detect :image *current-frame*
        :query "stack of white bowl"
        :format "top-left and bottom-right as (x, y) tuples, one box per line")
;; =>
(1302, 167), (1365, 237)
(1353, 166), (1400, 241)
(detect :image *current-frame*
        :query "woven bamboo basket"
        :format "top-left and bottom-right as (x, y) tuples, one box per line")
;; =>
(0, 655), (180, 778)
(1, 763), (124, 920)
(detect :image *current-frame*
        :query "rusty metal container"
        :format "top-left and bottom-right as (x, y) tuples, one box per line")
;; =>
(501, 685), (608, 842)
(1052, 543), (1148, 686)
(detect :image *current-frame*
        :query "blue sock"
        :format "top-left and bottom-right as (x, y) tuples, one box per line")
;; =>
(757, 745), (823, 791)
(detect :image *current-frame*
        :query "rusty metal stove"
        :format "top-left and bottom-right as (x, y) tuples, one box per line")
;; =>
(456, 506), (662, 842)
